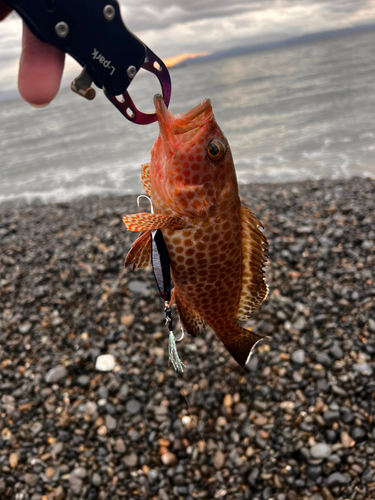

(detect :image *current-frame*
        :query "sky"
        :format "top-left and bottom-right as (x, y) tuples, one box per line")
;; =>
(0, 0), (375, 95)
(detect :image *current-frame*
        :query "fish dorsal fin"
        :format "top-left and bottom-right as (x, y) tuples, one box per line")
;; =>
(125, 230), (152, 269)
(141, 163), (151, 196)
(237, 205), (269, 321)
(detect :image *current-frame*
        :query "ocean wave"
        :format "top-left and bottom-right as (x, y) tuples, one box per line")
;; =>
(0, 184), (142, 209)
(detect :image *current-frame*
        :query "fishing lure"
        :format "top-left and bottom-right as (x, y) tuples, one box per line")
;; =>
(151, 228), (185, 372)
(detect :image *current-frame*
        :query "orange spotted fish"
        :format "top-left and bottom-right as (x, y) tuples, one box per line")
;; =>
(123, 95), (268, 366)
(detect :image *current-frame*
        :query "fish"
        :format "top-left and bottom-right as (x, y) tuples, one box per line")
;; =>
(123, 95), (269, 366)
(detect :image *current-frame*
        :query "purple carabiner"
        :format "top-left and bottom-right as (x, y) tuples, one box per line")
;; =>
(105, 46), (172, 125)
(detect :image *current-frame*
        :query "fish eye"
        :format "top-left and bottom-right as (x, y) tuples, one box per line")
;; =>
(207, 140), (225, 161)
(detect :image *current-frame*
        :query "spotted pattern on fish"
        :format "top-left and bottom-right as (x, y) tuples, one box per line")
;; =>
(123, 95), (269, 366)
(125, 230), (151, 269)
(141, 163), (151, 197)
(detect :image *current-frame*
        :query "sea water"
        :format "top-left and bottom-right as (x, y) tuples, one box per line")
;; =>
(0, 31), (374, 207)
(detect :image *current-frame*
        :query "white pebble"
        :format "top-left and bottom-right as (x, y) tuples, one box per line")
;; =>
(95, 354), (116, 372)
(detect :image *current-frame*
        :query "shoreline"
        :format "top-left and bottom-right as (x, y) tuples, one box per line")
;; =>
(0, 176), (374, 500)
(0, 175), (374, 213)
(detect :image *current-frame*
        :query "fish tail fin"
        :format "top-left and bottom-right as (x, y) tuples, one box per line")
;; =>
(218, 323), (266, 366)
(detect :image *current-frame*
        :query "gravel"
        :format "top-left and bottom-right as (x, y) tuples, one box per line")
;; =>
(0, 177), (374, 499)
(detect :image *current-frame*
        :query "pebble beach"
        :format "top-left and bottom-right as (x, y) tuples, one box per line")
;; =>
(0, 176), (374, 500)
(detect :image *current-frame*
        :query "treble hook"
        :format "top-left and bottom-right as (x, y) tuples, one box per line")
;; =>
(164, 302), (185, 372)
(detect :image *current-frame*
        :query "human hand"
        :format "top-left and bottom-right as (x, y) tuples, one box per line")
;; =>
(0, 3), (65, 107)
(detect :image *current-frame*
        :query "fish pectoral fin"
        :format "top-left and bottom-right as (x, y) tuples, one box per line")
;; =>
(237, 204), (269, 321)
(123, 213), (185, 232)
(218, 323), (266, 366)
(125, 230), (152, 269)
(141, 163), (151, 196)
(175, 293), (205, 337)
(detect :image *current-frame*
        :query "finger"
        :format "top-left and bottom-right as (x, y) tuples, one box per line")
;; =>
(18, 23), (65, 107)
(0, 2), (12, 21)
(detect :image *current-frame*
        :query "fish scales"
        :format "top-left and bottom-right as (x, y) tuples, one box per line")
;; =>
(123, 95), (268, 366)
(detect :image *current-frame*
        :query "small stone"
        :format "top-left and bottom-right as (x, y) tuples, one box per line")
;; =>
(246, 446), (255, 457)
(368, 318), (375, 333)
(19, 323), (32, 334)
(126, 399), (142, 415)
(73, 467), (87, 479)
(173, 474), (186, 486)
(291, 349), (305, 364)
(341, 410), (354, 424)
(234, 402), (247, 414)
(30, 422), (43, 436)
(51, 442), (64, 456)
(105, 414), (117, 430)
(115, 438), (126, 453)
(147, 470), (159, 485)
(45, 467), (55, 478)
(223, 394), (233, 407)
(97, 425), (107, 436)
(362, 466), (374, 483)
(199, 378), (209, 390)
(69, 474), (83, 495)
(353, 363), (373, 376)
(9, 453), (18, 468)
(310, 443), (331, 459)
(25, 474), (39, 487)
(307, 465), (322, 480)
(95, 354), (116, 372)
(97, 387), (108, 399)
(120, 384), (129, 398)
(326, 472), (350, 488)
(323, 411), (339, 426)
(362, 240), (373, 251)
(254, 416), (267, 426)
(120, 314), (135, 326)
(320, 487), (334, 500)
(340, 431), (355, 447)
(77, 375), (90, 387)
(45, 365), (68, 384)
(352, 427), (367, 442)
(279, 401), (295, 412)
(124, 453), (139, 467)
(127, 280), (150, 296)
(84, 402), (97, 417)
(332, 384), (346, 396)
(54, 485), (65, 500)
(213, 450), (225, 469)
(329, 344), (344, 360)
(314, 314), (327, 326)
(91, 473), (102, 486)
(293, 317), (306, 331)
(161, 451), (177, 466)
(315, 353), (332, 367)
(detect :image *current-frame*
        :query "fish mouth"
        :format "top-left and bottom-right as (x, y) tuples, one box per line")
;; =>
(154, 94), (175, 155)
(154, 94), (212, 151)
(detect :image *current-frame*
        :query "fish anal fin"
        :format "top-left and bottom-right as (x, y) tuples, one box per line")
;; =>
(175, 293), (205, 337)
(141, 163), (151, 196)
(237, 204), (269, 321)
(125, 230), (152, 269)
(123, 213), (185, 232)
(218, 323), (266, 366)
